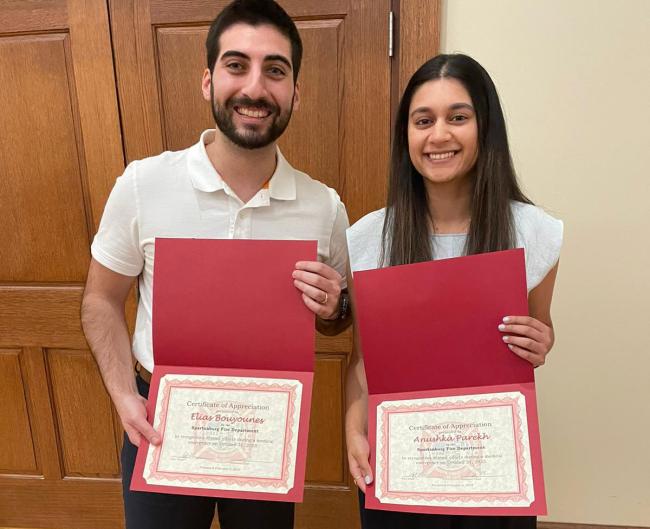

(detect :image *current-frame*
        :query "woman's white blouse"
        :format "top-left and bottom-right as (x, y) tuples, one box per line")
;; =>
(346, 202), (563, 292)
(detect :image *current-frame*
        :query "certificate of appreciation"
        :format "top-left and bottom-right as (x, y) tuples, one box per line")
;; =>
(130, 238), (317, 501)
(375, 389), (534, 509)
(142, 373), (303, 495)
(355, 250), (547, 515)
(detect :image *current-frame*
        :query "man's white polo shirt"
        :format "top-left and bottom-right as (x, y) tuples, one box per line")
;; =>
(91, 129), (349, 372)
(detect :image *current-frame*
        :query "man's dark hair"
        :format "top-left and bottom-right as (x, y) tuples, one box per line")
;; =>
(206, 0), (303, 82)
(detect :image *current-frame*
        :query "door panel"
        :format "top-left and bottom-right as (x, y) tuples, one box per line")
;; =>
(306, 355), (346, 484)
(0, 0), (125, 527)
(0, 0), (437, 527)
(0, 34), (91, 281)
(0, 350), (37, 474)
(48, 350), (121, 478)
(109, 1), (390, 527)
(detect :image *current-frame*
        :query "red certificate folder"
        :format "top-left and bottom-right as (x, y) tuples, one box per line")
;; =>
(353, 249), (547, 515)
(130, 238), (316, 502)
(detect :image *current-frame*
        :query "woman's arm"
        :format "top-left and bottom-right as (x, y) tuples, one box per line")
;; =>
(344, 265), (373, 491)
(345, 339), (373, 491)
(499, 262), (559, 367)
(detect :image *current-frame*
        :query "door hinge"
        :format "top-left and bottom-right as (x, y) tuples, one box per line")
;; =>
(388, 11), (394, 57)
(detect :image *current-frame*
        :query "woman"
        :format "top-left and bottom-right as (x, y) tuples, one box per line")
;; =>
(345, 54), (563, 528)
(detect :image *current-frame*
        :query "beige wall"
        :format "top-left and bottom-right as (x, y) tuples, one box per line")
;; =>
(441, 0), (650, 525)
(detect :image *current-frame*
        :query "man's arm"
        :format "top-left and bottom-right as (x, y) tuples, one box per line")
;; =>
(81, 258), (159, 447)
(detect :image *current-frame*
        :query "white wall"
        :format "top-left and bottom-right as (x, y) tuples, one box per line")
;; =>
(442, 1), (650, 525)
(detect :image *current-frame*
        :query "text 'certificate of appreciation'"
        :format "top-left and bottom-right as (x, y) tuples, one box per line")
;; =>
(143, 373), (302, 494)
(375, 388), (534, 509)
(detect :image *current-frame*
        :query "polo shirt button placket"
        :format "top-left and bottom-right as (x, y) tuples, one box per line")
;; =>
(228, 212), (236, 238)
(238, 209), (251, 238)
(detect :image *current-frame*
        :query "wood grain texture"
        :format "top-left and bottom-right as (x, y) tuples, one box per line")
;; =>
(306, 355), (345, 484)
(149, 0), (348, 24)
(47, 350), (120, 477)
(0, 350), (37, 474)
(316, 327), (353, 354)
(0, 286), (86, 349)
(156, 25), (212, 151)
(108, 0), (164, 163)
(0, 34), (91, 282)
(0, 477), (123, 528)
(22, 347), (63, 480)
(279, 20), (342, 192)
(340, 0), (392, 223)
(0, 0), (67, 33)
(67, 0), (125, 231)
(296, 484), (360, 529)
(395, 0), (442, 98)
(0, 3), (125, 514)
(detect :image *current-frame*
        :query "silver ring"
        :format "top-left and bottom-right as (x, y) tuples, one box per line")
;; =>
(320, 292), (328, 305)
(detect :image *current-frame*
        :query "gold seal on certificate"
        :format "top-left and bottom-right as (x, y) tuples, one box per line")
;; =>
(143, 374), (303, 495)
(375, 390), (535, 508)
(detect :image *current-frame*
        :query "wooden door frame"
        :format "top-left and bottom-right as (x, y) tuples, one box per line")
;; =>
(390, 0), (442, 131)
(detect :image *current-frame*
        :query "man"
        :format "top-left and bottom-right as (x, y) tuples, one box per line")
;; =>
(81, 1), (350, 528)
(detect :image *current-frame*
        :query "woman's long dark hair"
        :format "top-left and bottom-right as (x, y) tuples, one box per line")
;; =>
(381, 54), (532, 266)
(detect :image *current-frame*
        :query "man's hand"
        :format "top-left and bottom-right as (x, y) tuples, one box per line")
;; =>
(499, 315), (554, 368)
(113, 391), (161, 447)
(292, 261), (343, 320)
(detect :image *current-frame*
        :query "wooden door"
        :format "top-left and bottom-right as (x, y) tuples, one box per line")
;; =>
(0, 1), (440, 528)
(108, 1), (390, 527)
(0, 1), (126, 528)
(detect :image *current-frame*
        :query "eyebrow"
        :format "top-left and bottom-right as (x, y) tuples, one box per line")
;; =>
(264, 54), (292, 70)
(410, 102), (474, 117)
(220, 50), (292, 70)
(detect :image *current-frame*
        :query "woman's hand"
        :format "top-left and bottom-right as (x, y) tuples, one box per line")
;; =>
(346, 430), (373, 493)
(499, 315), (554, 368)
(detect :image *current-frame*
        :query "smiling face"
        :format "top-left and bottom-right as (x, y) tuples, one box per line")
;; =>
(202, 23), (300, 150)
(407, 78), (478, 188)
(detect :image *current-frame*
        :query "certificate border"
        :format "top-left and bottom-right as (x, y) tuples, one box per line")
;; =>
(366, 382), (547, 516)
(147, 379), (298, 490)
(380, 395), (530, 503)
(130, 365), (313, 503)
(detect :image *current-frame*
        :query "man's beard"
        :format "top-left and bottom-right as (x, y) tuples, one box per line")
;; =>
(210, 84), (293, 150)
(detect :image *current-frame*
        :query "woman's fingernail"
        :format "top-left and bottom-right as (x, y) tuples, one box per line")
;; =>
(502, 336), (509, 342)
(507, 344), (514, 350)
(503, 316), (511, 323)
(365, 475), (372, 485)
(498, 324), (506, 331)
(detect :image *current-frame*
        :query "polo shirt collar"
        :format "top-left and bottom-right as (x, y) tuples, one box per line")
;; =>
(188, 129), (296, 200)
(268, 150), (296, 200)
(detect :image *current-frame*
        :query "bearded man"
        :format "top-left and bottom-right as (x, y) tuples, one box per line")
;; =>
(81, 1), (350, 528)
